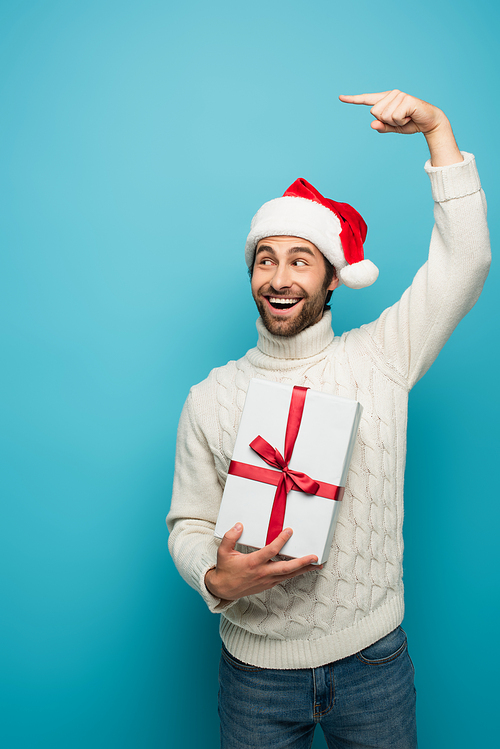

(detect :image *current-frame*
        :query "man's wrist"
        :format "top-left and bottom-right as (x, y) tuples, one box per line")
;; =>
(204, 566), (218, 595)
(204, 566), (233, 605)
(205, 567), (232, 609)
(424, 118), (463, 167)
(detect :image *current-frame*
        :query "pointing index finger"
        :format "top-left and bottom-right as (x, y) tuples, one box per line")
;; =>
(339, 92), (392, 106)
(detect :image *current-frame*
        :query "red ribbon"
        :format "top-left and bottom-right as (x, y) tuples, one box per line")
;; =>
(228, 385), (343, 545)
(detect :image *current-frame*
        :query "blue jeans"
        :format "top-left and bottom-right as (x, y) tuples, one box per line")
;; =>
(218, 626), (417, 749)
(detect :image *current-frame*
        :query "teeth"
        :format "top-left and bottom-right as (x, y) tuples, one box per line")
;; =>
(268, 297), (300, 304)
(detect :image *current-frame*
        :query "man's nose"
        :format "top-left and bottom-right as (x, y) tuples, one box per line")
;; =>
(271, 262), (293, 290)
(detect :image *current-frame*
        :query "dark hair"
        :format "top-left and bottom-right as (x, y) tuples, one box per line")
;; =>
(322, 255), (337, 309)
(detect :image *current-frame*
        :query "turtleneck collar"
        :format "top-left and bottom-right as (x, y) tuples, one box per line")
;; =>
(253, 310), (335, 362)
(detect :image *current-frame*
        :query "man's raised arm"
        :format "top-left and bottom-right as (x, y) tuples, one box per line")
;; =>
(339, 89), (490, 388)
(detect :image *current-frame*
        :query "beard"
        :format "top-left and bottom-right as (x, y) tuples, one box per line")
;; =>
(252, 281), (330, 337)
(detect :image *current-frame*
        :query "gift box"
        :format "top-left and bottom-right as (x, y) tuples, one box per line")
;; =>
(214, 378), (362, 565)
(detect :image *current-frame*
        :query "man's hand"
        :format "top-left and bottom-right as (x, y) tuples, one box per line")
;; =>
(339, 90), (463, 167)
(339, 90), (445, 135)
(205, 523), (322, 603)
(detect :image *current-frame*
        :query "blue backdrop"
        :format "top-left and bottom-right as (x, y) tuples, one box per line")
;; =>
(1, 1), (498, 747)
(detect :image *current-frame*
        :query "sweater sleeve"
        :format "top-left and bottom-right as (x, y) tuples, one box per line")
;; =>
(360, 152), (491, 389)
(166, 389), (236, 613)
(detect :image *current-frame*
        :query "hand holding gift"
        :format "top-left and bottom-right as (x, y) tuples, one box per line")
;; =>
(214, 380), (362, 569)
(205, 523), (321, 603)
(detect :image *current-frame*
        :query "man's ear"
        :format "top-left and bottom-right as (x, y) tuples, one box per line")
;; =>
(327, 276), (340, 292)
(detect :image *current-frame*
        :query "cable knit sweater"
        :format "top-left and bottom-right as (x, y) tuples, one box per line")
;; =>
(167, 153), (490, 670)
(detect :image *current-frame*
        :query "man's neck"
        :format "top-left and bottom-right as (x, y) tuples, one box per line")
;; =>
(255, 311), (334, 361)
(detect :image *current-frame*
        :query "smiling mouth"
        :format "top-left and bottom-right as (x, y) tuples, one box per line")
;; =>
(266, 296), (302, 310)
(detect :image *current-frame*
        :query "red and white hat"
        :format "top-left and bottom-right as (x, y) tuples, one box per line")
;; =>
(245, 178), (378, 289)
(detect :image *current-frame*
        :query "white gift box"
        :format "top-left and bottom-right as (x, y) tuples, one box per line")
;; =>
(214, 379), (362, 565)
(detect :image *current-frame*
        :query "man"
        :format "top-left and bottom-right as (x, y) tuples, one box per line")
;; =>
(166, 91), (490, 748)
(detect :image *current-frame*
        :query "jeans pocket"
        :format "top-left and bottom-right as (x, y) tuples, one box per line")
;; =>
(355, 626), (408, 665)
(221, 643), (266, 672)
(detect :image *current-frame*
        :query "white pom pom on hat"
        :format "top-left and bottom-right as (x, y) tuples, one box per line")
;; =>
(338, 258), (379, 289)
(245, 178), (378, 289)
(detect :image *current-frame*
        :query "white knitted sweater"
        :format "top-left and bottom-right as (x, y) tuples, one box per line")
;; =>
(167, 153), (490, 669)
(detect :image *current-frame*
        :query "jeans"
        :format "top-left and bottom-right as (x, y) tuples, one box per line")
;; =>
(218, 626), (417, 749)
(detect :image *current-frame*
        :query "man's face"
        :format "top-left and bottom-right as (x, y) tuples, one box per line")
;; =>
(251, 236), (339, 337)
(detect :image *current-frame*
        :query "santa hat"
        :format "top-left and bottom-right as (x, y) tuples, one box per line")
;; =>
(244, 178), (378, 289)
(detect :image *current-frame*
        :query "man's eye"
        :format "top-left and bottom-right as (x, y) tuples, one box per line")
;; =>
(294, 260), (307, 266)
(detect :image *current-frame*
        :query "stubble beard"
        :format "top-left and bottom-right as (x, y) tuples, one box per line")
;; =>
(253, 282), (329, 338)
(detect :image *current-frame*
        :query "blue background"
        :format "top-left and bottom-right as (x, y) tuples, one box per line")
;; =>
(1, 1), (498, 747)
